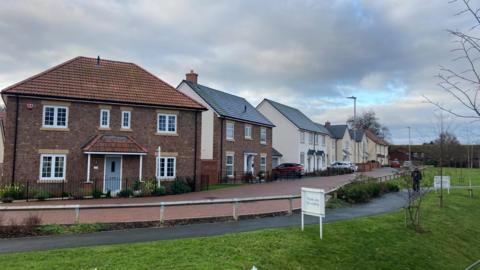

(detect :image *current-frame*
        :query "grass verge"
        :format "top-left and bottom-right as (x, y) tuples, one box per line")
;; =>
(0, 190), (478, 269)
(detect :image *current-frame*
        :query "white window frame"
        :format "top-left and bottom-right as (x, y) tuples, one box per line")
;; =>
(156, 156), (176, 179)
(260, 154), (267, 172)
(309, 133), (314, 145)
(300, 131), (305, 144)
(260, 127), (267, 144)
(226, 122), (235, 141)
(300, 152), (305, 166)
(121, 111), (131, 129)
(157, 113), (177, 133)
(244, 124), (252, 139)
(226, 153), (235, 177)
(39, 154), (67, 181)
(42, 105), (69, 128)
(100, 109), (110, 128)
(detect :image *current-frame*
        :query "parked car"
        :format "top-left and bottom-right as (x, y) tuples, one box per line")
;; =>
(390, 159), (401, 168)
(272, 163), (305, 179)
(402, 161), (413, 168)
(330, 161), (357, 172)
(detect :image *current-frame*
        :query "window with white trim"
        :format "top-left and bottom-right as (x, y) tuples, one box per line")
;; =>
(300, 152), (305, 166)
(100, 109), (110, 128)
(260, 127), (267, 144)
(40, 154), (66, 181)
(309, 133), (314, 145)
(122, 111), (131, 129)
(321, 135), (326, 146)
(43, 106), (68, 128)
(226, 153), (234, 177)
(157, 114), (177, 133)
(260, 155), (267, 172)
(300, 131), (305, 144)
(244, 124), (252, 139)
(156, 156), (176, 179)
(226, 122), (234, 140)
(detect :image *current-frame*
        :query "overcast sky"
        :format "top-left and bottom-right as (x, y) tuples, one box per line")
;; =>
(1, 0), (479, 144)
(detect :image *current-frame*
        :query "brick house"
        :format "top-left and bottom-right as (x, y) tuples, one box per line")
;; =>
(1, 56), (205, 194)
(177, 71), (274, 183)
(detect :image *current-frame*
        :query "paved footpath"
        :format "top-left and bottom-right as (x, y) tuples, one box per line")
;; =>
(0, 168), (399, 225)
(0, 190), (408, 254)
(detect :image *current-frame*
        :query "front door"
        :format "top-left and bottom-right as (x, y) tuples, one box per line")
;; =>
(104, 156), (122, 194)
(244, 154), (254, 175)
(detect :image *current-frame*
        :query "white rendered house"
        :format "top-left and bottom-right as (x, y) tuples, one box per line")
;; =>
(257, 99), (330, 172)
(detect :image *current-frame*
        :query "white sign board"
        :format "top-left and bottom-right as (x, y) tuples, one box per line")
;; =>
(301, 187), (325, 239)
(434, 176), (450, 194)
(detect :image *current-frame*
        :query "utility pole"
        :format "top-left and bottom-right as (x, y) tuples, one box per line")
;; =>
(439, 111), (444, 208)
(347, 96), (357, 163)
(407, 126), (411, 162)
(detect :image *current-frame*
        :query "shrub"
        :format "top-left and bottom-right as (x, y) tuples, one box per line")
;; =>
(337, 180), (400, 204)
(118, 188), (133, 198)
(105, 190), (112, 198)
(33, 189), (51, 201)
(142, 179), (157, 196)
(61, 192), (71, 198)
(133, 180), (142, 191)
(152, 186), (166, 196)
(92, 189), (103, 199)
(171, 180), (191, 194)
(385, 182), (400, 193)
(0, 184), (25, 201)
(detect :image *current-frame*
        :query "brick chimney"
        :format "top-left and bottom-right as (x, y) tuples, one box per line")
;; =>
(325, 121), (331, 127)
(186, 70), (198, 84)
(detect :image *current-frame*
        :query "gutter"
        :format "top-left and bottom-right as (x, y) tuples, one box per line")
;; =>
(11, 96), (19, 185)
(219, 118), (224, 181)
(194, 111), (198, 190)
(2, 93), (207, 112)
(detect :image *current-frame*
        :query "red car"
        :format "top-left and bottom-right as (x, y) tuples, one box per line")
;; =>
(272, 163), (305, 179)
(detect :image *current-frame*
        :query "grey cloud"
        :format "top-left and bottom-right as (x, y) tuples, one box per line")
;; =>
(0, 0), (477, 143)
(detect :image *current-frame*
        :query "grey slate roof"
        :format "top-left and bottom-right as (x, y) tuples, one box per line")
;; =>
(183, 80), (274, 127)
(315, 123), (331, 136)
(263, 99), (326, 133)
(326, 124), (348, 139)
(272, 147), (283, 157)
(349, 129), (365, 142)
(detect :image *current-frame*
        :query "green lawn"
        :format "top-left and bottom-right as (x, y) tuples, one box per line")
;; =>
(423, 167), (480, 186)
(1, 190), (479, 269)
(206, 183), (245, 191)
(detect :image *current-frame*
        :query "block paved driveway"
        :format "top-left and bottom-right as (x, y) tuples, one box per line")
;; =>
(1, 168), (399, 225)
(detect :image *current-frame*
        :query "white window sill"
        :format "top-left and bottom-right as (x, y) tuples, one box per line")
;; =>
(98, 127), (111, 130)
(37, 179), (66, 183)
(260, 142), (267, 145)
(156, 132), (178, 136)
(226, 138), (235, 142)
(120, 128), (133, 132)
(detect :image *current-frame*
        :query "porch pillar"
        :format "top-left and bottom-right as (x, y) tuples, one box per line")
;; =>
(87, 154), (91, 182)
(139, 155), (143, 181)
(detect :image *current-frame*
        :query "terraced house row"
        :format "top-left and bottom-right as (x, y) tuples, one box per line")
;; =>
(0, 56), (389, 194)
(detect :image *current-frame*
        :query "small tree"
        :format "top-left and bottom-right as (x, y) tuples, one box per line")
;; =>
(403, 168), (429, 232)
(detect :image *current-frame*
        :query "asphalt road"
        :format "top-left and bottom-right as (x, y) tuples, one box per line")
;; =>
(0, 190), (408, 254)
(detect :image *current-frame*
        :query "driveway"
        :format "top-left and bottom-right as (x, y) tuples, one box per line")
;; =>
(0, 168), (398, 225)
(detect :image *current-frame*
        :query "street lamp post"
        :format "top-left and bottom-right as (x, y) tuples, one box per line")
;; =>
(407, 126), (411, 162)
(347, 96), (357, 164)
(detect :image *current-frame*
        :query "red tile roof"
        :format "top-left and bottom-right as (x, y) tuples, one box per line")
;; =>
(2, 56), (205, 110)
(83, 135), (148, 153)
(365, 129), (389, 146)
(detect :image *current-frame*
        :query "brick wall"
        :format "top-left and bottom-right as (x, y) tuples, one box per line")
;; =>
(2, 96), (202, 190)
(211, 117), (272, 181)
